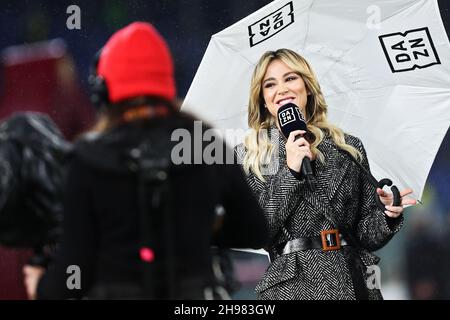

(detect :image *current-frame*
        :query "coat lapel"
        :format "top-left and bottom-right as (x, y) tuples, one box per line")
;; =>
(271, 128), (351, 222)
(315, 136), (351, 203)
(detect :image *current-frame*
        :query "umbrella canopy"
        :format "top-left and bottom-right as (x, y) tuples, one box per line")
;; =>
(182, 0), (450, 201)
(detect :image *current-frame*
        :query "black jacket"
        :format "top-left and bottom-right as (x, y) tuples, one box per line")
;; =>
(37, 112), (268, 299)
(0, 112), (70, 248)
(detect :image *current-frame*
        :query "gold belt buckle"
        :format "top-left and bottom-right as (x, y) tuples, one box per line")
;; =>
(320, 229), (341, 251)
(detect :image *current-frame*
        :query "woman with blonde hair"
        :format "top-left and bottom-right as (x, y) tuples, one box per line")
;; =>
(235, 48), (416, 300)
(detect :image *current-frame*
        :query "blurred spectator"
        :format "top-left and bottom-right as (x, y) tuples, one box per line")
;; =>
(441, 210), (450, 298)
(404, 206), (449, 299)
(0, 39), (94, 300)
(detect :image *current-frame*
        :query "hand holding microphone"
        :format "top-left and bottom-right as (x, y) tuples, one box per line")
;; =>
(285, 130), (312, 172)
(277, 103), (316, 187)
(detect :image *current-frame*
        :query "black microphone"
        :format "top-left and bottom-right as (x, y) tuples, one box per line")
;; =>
(277, 103), (315, 187)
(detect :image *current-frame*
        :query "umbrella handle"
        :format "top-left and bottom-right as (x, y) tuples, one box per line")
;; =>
(376, 178), (401, 211)
(337, 148), (402, 211)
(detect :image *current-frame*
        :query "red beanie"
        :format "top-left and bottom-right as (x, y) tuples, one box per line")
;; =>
(97, 22), (176, 103)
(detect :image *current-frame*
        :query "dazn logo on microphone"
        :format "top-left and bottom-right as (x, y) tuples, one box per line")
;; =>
(278, 106), (298, 127)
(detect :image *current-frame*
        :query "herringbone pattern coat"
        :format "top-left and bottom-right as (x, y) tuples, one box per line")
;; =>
(235, 129), (403, 300)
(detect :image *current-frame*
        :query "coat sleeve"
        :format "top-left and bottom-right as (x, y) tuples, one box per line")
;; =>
(353, 138), (403, 252)
(37, 157), (97, 299)
(234, 144), (306, 242)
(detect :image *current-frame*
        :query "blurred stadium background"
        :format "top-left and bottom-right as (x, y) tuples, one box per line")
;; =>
(0, 0), (449, 300)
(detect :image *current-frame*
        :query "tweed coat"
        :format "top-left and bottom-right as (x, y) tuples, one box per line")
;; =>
(235, 128), (403, 300)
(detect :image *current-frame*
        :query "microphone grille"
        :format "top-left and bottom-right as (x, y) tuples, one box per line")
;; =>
(277, 103), (303, 127)
(277, 103), (307, 139)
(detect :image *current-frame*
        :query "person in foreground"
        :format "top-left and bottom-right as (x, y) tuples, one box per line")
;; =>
(23, 22), (268, 300)
(234, 48), (416, 300)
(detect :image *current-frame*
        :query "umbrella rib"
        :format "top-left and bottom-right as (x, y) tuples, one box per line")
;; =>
(211, 108), (249, 122)
(318, 0), (424, 81)
(199, 108), (248, 122)
(325, 83), (450, 96)
(211, 35), (256, 67)
(378, 83), (450, 90)
(301, 0), (315, 49)
(376, 0), (424, 25)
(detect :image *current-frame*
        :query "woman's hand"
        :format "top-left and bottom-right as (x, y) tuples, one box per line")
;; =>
(23, 265), (46, 300)
(285, 130), (313, 173)
(377, 187), (417, 218)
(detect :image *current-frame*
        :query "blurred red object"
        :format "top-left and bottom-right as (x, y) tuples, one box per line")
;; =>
(0, 247), (33, 299)
(0, 39), (95, 299)
(0, 38), (95, 140)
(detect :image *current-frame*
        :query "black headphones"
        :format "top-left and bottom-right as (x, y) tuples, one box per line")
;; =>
(88, 49), (110, 108)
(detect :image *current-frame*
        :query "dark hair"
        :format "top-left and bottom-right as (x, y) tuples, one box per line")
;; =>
(90, 96), (179, 133)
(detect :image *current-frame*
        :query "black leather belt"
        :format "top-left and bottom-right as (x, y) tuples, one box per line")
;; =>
(279, 229), (349, 255)
(276, 229), (369, 299)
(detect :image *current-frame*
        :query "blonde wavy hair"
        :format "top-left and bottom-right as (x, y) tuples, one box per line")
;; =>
(243, 49), (362, 181)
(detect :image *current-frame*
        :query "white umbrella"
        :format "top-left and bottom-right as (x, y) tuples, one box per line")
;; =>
(182, 0), (450, 202)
